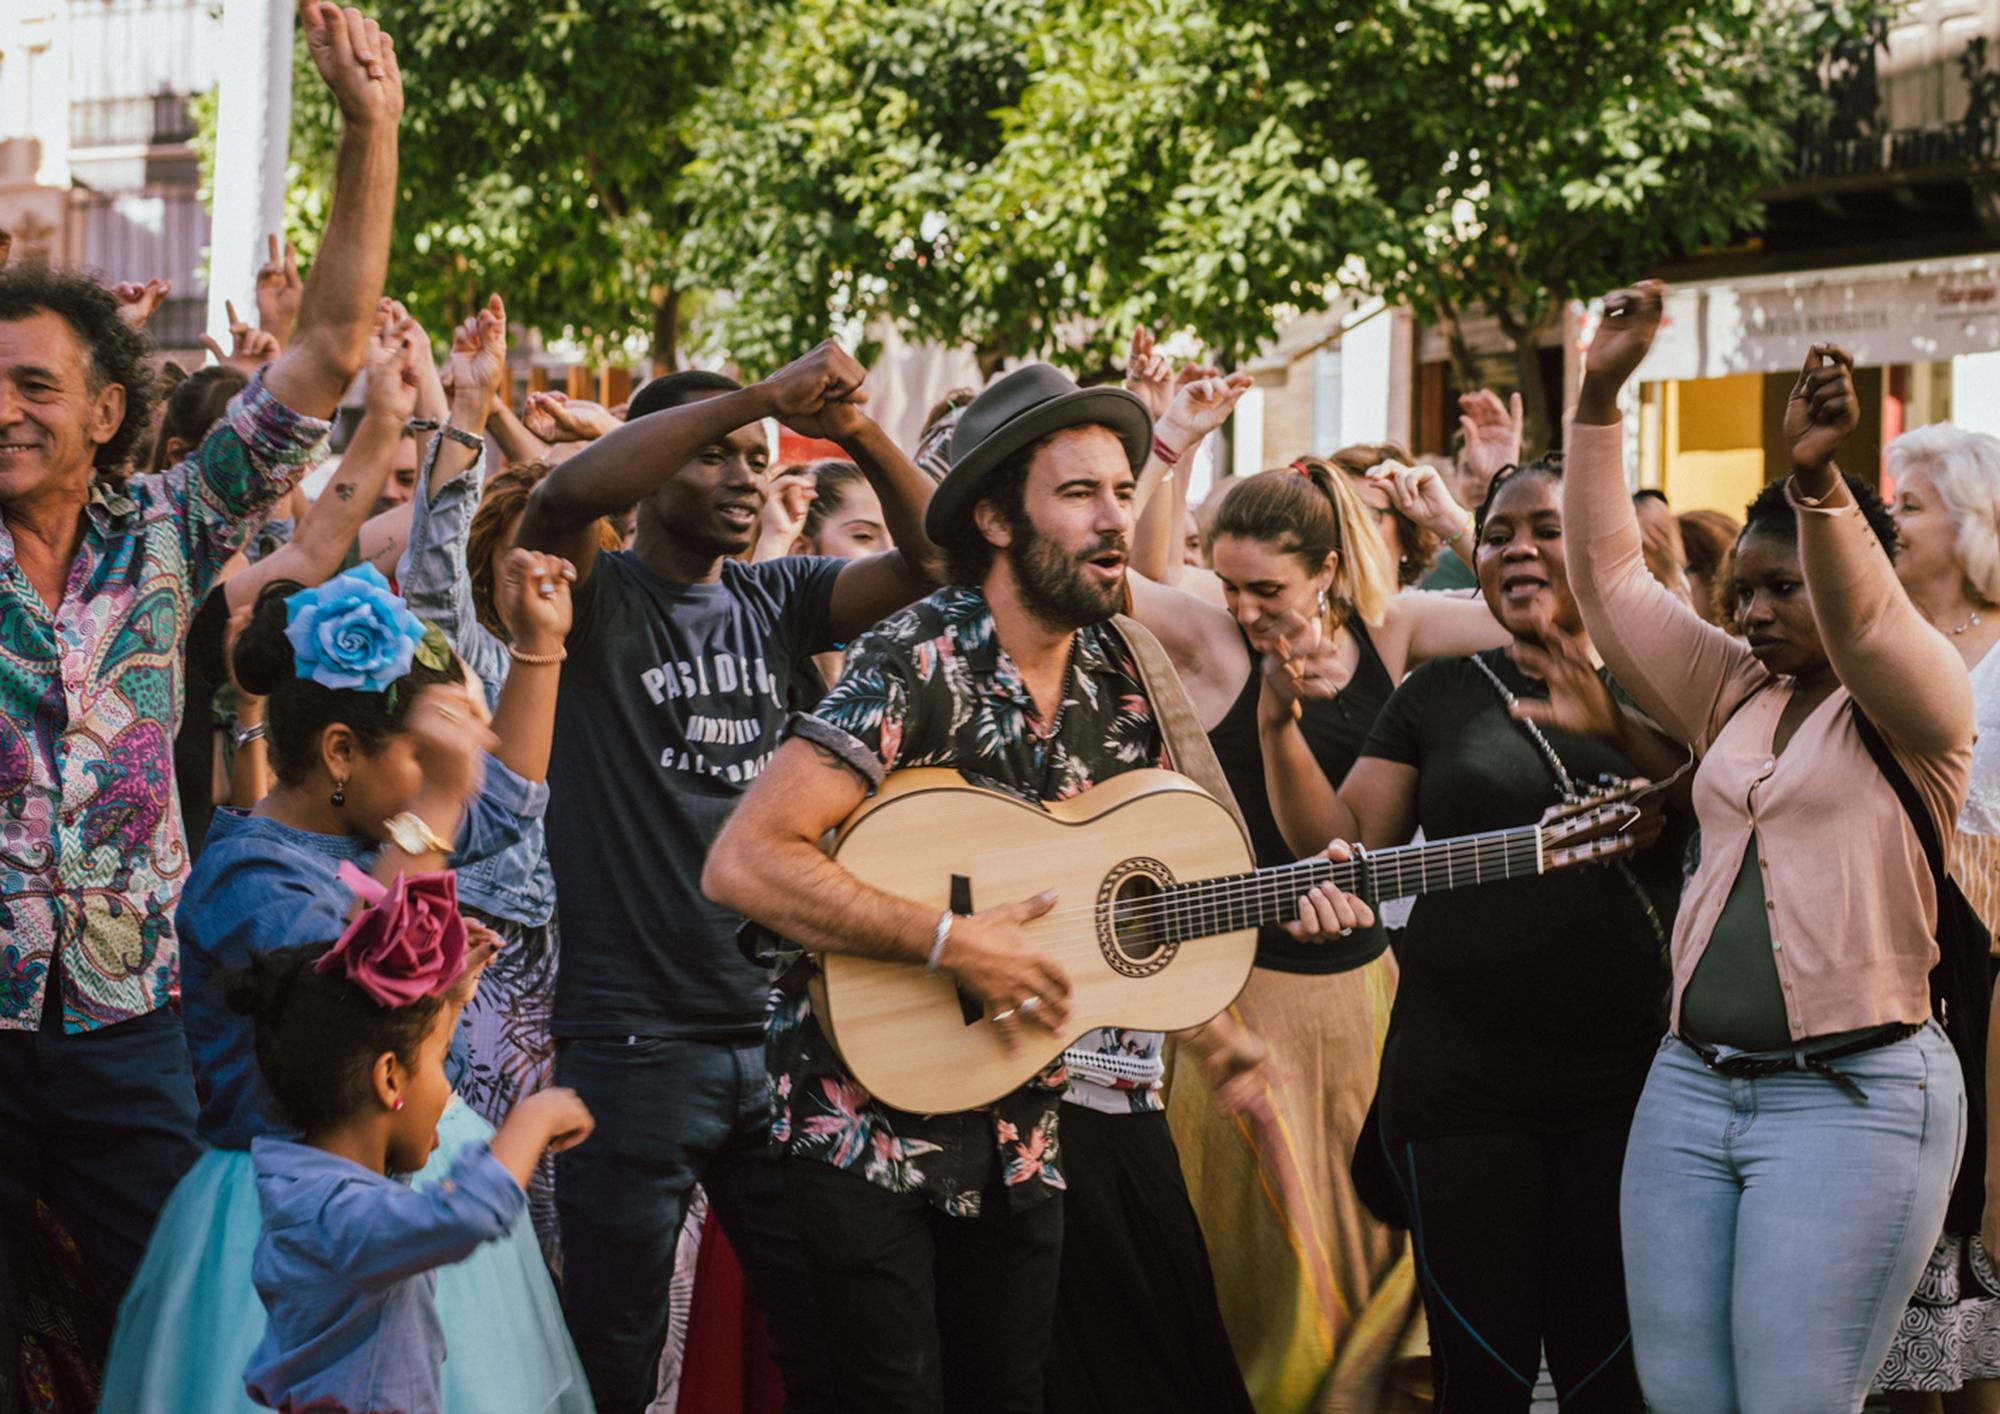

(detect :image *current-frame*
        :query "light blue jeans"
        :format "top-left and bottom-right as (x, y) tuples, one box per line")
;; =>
(1620, 1024), (1964, 1414)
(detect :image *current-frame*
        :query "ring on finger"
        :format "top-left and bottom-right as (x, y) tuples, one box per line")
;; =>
(1017, 994), (1043, 1017)
(991, 1008), (1017, 1023)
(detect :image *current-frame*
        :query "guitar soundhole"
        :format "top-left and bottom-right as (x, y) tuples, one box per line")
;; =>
(1098, 858), (1181, 979)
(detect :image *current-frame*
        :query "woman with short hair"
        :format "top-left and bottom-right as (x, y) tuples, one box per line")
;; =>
(1878, 421), (2000, 1414)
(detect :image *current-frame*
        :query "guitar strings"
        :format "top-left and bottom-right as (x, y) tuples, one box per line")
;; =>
(968, 828), (1550, 934)
(1008, 831), (1543, 929)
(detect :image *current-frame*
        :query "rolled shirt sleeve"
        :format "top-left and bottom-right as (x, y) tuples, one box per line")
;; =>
(173, 369), (332, 600)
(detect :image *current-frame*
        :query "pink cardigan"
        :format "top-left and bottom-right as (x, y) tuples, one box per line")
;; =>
(1564, 418), (1974, 1040)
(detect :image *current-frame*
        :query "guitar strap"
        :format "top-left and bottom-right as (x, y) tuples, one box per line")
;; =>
(1111, 613), (1250, 836)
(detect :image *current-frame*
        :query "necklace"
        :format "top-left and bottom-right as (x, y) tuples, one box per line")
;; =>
(1949, 610), (1985, 637)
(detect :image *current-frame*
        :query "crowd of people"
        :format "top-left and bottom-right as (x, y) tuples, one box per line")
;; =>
(5, 6), (2000, 1414)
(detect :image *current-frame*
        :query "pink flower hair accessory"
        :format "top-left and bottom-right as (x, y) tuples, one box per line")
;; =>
(316, 862), (468, 1008)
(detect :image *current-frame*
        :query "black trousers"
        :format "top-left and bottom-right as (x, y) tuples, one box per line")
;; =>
(0, 999), (201, 1414)
(783, 1156), (1063, 1414)
(1045, 1104), (1254, 1414)
(1381, 1123), (1642, 1413)
(554, 1035), (830, 1414)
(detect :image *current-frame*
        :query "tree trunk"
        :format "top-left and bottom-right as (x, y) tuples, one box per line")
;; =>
(1512, 339), (1549, 459)
(651, 286), (680, 376)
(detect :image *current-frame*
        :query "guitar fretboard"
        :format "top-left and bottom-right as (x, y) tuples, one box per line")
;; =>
(1155, 825), (1544, 943)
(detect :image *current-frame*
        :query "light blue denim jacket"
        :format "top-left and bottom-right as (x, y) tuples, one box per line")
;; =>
(398, 441), (556, 926)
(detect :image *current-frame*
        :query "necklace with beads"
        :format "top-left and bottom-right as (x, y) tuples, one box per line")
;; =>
(1949, 610), (1984, 636)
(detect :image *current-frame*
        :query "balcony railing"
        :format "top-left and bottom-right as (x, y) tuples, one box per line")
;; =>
(70, 94), (197, 150)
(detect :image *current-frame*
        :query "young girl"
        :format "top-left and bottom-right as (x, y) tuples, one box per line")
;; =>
(223, 874), (592, 1414)
(101, 557), (591, 1414)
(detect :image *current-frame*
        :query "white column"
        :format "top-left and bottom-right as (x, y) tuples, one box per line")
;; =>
(206, 0), (294, 344)
(1953, 352), (2000, 438)
(1338, 301), (1392, 447)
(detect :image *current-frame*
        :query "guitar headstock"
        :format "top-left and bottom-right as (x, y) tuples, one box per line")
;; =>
(1539, 777), (1666, 871)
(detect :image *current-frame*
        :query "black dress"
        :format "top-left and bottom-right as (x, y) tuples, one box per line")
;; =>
(1206, 621), (1393, 972)
(1357, 651), (1675, 1413)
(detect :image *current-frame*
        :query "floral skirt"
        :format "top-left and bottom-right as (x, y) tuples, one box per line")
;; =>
(1166, 958), (1428, 1413)
(1875, 1232), (2000, 1392)
(99, 1096), (594, 1414)
(452, 907), (561, 1271)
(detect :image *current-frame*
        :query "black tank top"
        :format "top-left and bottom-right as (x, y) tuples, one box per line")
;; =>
(1206, 620), (1395, 974)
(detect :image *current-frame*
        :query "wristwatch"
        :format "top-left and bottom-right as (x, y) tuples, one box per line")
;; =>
(381, 810), (454, 856)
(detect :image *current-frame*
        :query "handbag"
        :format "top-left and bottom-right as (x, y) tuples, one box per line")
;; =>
(1851, 706), (1996, 1237)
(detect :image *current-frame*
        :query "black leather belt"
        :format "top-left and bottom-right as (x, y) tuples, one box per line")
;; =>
(1681, 1022), (1924, 1103)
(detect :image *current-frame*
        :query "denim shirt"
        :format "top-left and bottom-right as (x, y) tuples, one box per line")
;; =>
(396, 440), (555, 927)
(244, 1136), (522, 1414)
(177, 754), (548, 1148)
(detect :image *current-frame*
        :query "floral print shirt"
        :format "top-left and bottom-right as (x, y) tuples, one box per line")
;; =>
(775, 584), (1165, 1214)
(1, 372), (327, 1033)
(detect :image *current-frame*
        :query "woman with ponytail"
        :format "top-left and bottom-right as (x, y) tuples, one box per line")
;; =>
(100, 561), (594, 1414)
(1120, 374), (1509, 1412)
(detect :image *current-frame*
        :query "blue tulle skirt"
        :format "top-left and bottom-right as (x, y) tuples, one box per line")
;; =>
(100, 1095), (593, 1413)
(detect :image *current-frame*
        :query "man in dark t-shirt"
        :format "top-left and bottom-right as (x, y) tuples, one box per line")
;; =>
(517, 341), (942, 1414)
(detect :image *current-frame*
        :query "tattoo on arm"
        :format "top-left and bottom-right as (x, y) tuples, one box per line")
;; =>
(332, 482), (356, 501)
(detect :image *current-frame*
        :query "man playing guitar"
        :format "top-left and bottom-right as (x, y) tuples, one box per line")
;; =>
(705, 364), (1374, 1414)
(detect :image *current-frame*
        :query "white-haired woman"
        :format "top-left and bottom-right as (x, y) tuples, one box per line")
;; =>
(1881, 420), (2000, 1414)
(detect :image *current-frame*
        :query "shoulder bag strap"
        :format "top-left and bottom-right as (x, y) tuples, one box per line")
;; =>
(1848, 704), (1947, 885)
(1111, 613), (1249, 836)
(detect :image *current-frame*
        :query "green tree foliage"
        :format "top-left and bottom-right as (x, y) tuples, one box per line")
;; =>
(255, 0), (770, 361)
(685, 0), (1887, 437)
(673, 0), (1043, 376)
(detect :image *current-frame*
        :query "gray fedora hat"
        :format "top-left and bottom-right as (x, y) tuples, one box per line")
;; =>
(923, 363), (1152, 543)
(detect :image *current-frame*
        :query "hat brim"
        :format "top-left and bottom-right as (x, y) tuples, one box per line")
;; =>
(924, 387), (1153, 544)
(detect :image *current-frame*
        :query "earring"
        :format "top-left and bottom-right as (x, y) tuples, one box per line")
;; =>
(1316, 589), (1329, 617)
(331, 779), (347, 808)
(391, 1096), (404, 1112)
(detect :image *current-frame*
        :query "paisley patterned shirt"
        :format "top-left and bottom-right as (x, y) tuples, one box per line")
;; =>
(775, 584), (1165, 1214)
(1, 372), (328, 1033)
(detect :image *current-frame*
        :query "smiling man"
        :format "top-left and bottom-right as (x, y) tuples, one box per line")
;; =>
(516, 342), (940, 1414)
(0, 3), (404, 1407)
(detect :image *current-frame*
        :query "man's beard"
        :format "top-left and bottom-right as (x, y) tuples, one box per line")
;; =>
(1008, 516), (1126, 631)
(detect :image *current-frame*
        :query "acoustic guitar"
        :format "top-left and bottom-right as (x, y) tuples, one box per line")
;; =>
(810, 766), (1662, 1114)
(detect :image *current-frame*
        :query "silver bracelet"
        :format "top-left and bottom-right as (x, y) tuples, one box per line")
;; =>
(231, 720), (266, 749)
(926, 909), (954, 972)
(439, 422), (484, 452)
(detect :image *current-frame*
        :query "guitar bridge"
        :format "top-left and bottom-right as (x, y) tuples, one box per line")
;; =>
(951, 874), (980, 1026)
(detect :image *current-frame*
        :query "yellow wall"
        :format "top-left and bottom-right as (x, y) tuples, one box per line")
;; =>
(1661, 374), (1767, 515)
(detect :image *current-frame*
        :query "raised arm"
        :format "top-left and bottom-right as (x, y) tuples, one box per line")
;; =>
(259, 0), (402, 421)
(1785, 346), (1973, 754)
(223, 312), (417, 611)
(1567, 283), (1760, 748)
(486, 396), (550, 466)
(791, 408), (943, 642)
(483, 548), (573, 783)
(517, 340), (887, 591)
(393, 299), (510, 688)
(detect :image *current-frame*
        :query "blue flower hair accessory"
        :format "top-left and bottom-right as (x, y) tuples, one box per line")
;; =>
(284, 564), (431, 693)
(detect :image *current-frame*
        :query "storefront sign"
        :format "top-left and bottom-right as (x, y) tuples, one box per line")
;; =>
(1629, 254), (2000, 382)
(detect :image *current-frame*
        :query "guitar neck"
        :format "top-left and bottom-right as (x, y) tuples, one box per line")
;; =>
(1160, 824), (1545, 943)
